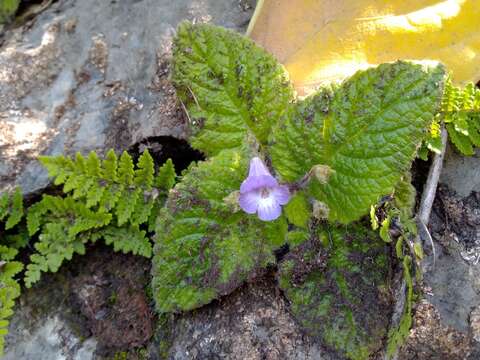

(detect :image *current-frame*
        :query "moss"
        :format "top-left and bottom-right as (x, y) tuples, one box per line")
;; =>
(110, 351), (128, 360)
(278, 224), (392, 360)
(154, 313), (175, 359)
(107, 291), (117, 306)
(144, 283), (154, 303)
(0, 0), (19, 24)
(136, 347), (149, 360)
(386, 255), (414, 357)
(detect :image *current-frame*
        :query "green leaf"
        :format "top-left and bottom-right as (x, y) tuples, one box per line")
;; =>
(0, 192), (9, 222)
(102, 149), (118, 181)
(413, 242), (424, 260)
(272, 61), (446, 223)
(118, 151), (134, 186)
(0, 245), (18, 262)
(101, 225), (152, 258)
(0, 256), (22, 356)
(86, 151), (101, 177)
(24, 195), (112, 287)
(442, 80), (480, 156)
(0, 0), (20, 24)
(447, 123), (474, 155)
(115, 189), (140, 226)
(155, 159), (176, 192)
(172, 22), (293, 156)
(284, 192), (310, 228)
(278, 224), (390, 360)
(379, 216), (392, 243)
(370, 206), (379, 230)
(152, 147), (287, 313)
(393, 173), (416, 218)
(270, 88), (332, 182)
(4, 187), (23, 230)
(135, 149), (154, 190)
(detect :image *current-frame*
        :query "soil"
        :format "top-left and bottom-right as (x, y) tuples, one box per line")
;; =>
(430, 184), (480, 255)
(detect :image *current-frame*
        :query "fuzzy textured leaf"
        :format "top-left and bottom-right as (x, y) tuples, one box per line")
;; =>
(173, 22), (293, 156)
(272, 61), (446, 223)
(278, 224), (391, 360)
(283, 192), (310, 229)
(152, 147), (287, 313)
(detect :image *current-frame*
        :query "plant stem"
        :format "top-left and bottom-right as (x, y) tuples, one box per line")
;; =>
(386, 125), (448, 360)
(245, 0), (265, 37)
(418, 127), (448, 225)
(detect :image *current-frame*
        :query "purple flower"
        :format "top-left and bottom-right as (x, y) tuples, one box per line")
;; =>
(238, 157), (290, 221)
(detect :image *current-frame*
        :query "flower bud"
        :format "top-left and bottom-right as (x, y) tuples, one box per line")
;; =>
(310, 165), (333, 184)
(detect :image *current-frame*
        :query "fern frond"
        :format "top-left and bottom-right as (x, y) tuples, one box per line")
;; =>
(0, 246), (23, 356)
(25, 150), (172, 287)
(102, 149), (118, 181)
(0, 187), (24, 230)
(441, 80), (480, 155)
(0, 193), (9, 222)
(115, 189), (141, 226)
(118, 151), (134, 186)
(135, 150), (154, 190)
(101, 225), (152, 257)
(24, 195), (112, 287)
(155, 158), (176, 192)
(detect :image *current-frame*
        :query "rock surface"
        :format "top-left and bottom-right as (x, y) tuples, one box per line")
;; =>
(441, 145), (480, 198)
(0, 0), (253, 196)
(168, 276), (330, 360)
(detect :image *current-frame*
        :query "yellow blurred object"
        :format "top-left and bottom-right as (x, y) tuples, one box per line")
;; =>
(248, 0), (480, 95)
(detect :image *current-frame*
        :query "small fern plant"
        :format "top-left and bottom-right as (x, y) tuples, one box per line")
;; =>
(25, 149), (176, 288)
(0, 188), (25, 355)
(420, 80), (480, 158)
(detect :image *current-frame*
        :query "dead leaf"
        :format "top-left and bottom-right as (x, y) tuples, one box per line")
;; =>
(248, 0), (480, 95)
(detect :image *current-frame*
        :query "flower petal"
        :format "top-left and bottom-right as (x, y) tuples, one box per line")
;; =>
(238, 190), (261, 214)
(271, 185), (290, 205)
(240, 175), (278, 193)
(257, 195), (282, 221)
(249, 157), (271, 177)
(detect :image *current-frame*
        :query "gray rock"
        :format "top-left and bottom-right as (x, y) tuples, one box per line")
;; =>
(0, 0), (254, 195)
(168, 277), (330, 360)
(4, 316), (97, 360)
(441, 145), (480, 198)
(398, 183), (480, 358)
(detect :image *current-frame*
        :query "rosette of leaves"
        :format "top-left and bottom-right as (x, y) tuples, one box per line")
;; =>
(0, 188), (25, 355)
(25, 150), (176, 287)
(152, 22), (446, 358)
